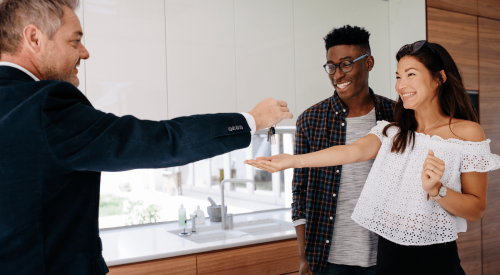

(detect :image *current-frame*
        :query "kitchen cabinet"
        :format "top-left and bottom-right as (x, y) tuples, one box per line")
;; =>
(427, 0), (478, 16)
(427, 7), (479, 91)
(107, 239), (300, 274)
(83, 0), (169, 121)
(108, 255), (196, 275)
(75, 1), (86, 95)
(479, 16), (500, 275)
(293, 0), (393, 113)
(165, 0), (237, 119)
(197, 239), (300, 274)
(478, 0), (500, 21)
(233, 0), (296, 126)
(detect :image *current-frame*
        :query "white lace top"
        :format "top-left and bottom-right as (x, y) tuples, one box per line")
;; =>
(351, 120), (500, 246)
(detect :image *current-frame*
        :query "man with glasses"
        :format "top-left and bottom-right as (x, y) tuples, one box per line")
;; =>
(292, 25), (395, 275)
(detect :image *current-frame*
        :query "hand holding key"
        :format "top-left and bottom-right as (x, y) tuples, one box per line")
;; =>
(247, 98), (293, 131)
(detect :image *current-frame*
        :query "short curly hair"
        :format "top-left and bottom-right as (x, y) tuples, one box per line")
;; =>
(324, 25), (371, 54)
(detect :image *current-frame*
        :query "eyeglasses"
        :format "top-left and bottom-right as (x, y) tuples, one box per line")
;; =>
(323, 54), (369, 75)
(397, 40), (436, 57)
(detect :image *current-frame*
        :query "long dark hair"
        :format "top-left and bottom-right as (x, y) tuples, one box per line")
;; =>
(383, 42), (478, 154)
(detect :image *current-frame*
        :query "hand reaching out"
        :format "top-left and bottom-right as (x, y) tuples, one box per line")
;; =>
(421, 150), (445, 198)
(244, 153), (297, 173)
(247, 98), (293, 131)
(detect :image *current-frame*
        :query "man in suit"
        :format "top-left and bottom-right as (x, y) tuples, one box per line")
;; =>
(0, 0), (292, 274)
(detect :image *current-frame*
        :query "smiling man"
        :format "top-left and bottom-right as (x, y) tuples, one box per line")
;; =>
(292, 25), (395, 275)
(0, 0), (292, 274)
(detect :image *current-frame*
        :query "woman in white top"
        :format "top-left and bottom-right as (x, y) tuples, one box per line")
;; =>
(245, 41), (500, 275)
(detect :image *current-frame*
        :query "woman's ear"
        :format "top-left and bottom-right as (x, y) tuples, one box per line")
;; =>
(439, 70), (447, 84)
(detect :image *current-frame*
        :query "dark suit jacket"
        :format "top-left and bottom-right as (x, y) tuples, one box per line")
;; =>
(0, 66), (251, 274)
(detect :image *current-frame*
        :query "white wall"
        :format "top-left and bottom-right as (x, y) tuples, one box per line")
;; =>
(76, 0), (425, 124)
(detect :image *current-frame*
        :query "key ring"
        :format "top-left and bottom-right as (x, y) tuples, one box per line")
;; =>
(267, 125), (276, 145)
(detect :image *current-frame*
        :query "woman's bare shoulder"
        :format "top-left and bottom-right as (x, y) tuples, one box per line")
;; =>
(451, 119), (486, 142)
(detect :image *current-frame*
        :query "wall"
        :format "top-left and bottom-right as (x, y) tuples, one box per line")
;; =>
(427, 0), (500, 274)
(75, 0), (425, 127)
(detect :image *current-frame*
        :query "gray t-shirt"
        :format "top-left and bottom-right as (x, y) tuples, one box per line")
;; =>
(293, 108), (378, 267)
(328, 108), (378, 267)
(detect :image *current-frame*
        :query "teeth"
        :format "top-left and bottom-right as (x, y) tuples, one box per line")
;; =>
(402, 92), (416, 98)
(336, 82), (351, 89)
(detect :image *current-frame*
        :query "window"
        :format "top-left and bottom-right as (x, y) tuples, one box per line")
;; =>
(98, 128), (295, 229)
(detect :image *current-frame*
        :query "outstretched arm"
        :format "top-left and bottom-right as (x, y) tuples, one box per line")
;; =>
(245, 133), (382, 173)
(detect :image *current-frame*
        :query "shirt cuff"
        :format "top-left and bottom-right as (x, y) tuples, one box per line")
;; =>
(239, 112), (256, 135)
(293, 218), (306, 227)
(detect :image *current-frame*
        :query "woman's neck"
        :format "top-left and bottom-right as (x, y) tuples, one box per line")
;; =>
(413, 99), (445, 133)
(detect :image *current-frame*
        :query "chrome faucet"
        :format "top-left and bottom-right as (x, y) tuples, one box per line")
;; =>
(220, 179), (255, 230)
(190, 213), (197, 234)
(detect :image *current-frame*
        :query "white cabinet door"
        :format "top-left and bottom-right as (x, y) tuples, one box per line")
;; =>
(165, 0), (237, 119)
(294, 0), (392, 115)
(293, 0), (344, 117)
(344, 0), (391, 100)
(83, 0), (168, 121)
(75, 1), (86, 95)
(389, 0), (426, 100)
(234, 0), (296, 126)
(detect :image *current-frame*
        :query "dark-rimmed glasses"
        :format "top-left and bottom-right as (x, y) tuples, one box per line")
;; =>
(397, 40), (436, 57)
(323, 54), (369, 75)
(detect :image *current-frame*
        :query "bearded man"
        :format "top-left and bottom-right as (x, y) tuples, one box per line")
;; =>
(0, 1), (292, 274)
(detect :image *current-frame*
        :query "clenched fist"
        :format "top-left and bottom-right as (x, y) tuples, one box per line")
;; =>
(248, 97), (293, 131)
(421, 150), (445, 198)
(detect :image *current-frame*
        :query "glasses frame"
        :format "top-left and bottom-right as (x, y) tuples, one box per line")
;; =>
(323, 54), (370, 75)
(398, 40), (436, 56)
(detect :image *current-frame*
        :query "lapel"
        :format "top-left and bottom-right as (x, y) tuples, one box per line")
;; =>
(0, 66), (37, 83)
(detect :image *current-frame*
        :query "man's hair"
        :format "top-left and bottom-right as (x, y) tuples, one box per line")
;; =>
(0, 0), (79, 56)
(324, 25), (371, 54)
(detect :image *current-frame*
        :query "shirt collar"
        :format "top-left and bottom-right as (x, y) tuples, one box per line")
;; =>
(330, 88), (381, 116)
(0, 61), (40, 81)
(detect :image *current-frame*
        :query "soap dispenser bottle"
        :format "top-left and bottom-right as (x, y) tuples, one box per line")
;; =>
(178, 203), (186, 226)
(195, 205), (205, 224)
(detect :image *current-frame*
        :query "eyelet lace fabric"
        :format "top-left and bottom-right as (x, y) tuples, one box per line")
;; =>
(351, 120), (500, 246)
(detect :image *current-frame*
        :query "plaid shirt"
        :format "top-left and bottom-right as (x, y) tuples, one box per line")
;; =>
(292, 88), (395, 272)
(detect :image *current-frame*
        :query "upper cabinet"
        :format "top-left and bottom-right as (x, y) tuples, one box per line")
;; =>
(75, 1), (86, 95)
(478, 0), (500, 20)
(234, 0), (296, 126)
(165, 0), (237, 119)
(292, 0), (343, 115)
(427, 7), (479, 91)
(343, 0), (391, 101)
(427, 0), (500, 21)
(83, 0), (169, 121)
(427, 0), (478, 16)
(478, 17), (500, 275)
(78, 0), (426, 125)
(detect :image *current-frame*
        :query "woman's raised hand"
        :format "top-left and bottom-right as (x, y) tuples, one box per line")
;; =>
(421, 149), (445, 197)
(244, 153), (297, 173)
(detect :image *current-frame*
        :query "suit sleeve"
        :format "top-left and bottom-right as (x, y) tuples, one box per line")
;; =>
(41, 82), (251, 172)
(291, 115), (309, 221)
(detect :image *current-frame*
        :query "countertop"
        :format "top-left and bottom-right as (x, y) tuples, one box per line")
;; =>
(100, 208), (296, 266)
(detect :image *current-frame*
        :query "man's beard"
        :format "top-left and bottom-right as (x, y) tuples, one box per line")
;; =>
(38, 56), (79, 87)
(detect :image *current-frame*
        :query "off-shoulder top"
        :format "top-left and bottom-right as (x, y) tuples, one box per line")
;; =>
(351, 120), (500, 246)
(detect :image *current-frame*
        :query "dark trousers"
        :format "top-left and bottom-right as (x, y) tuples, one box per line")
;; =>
(376, 236), (466, 275)
(316, 263), (377, 275)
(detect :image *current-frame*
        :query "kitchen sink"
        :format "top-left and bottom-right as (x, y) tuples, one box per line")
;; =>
(235, 220), (294, 236)
(179, 230), (251, 244)
(166, 218), (294, 244)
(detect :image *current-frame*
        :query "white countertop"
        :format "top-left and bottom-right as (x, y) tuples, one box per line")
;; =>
(100, 208), (296, 266)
